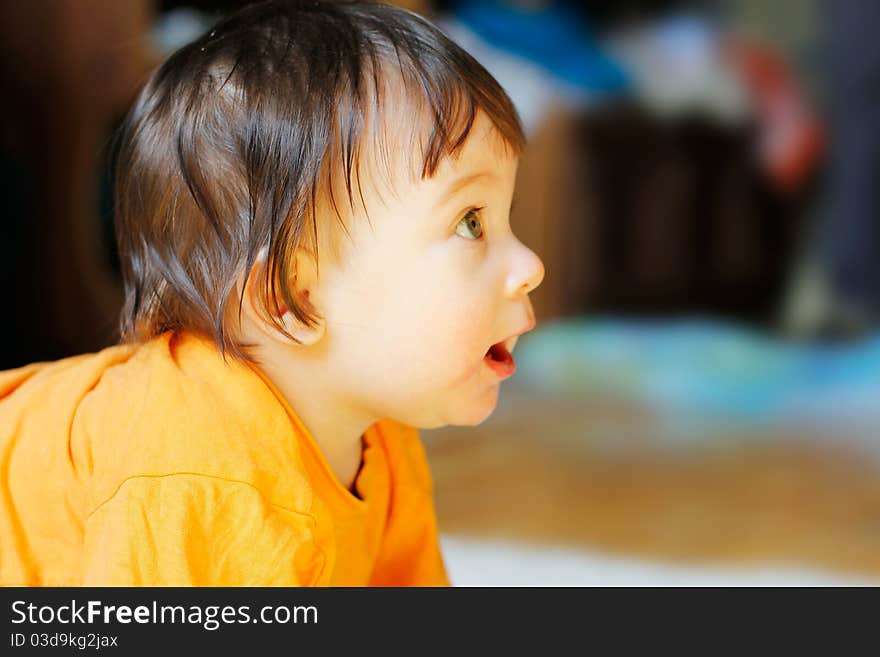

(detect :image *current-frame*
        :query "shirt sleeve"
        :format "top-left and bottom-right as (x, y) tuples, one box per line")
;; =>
(81, 473), (328, 586)
(368, 426), (451, 587)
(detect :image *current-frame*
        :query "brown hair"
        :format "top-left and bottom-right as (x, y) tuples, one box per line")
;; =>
(114, 0), (525, 362)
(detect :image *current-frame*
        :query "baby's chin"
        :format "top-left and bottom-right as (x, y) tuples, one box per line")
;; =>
(408, 383), (501, 429)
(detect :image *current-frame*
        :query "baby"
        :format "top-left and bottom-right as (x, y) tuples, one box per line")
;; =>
(0, 0), (543, 586)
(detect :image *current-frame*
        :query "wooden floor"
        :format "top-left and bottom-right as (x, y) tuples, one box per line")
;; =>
(423, 385), (880, 577)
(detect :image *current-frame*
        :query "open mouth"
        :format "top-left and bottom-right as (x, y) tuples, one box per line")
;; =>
(483, 340), (516, 379)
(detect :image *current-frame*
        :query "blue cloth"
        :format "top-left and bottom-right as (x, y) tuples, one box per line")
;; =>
(515, 317), (880, 427)
(450, 0), (630, 93)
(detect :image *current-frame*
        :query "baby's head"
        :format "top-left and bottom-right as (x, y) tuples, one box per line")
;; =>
(115, 0), (544, 427)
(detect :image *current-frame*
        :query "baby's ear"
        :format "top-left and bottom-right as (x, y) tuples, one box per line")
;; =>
(239, 247), (325, 347)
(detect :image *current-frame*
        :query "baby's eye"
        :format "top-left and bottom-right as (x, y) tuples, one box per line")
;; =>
(454, 208), (483, 240)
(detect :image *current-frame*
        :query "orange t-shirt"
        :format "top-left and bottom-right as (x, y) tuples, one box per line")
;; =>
(0, 331), (449, 586)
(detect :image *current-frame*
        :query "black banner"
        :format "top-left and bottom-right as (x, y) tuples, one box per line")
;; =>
(0, 586), (871, 654)
(2, 587), (589, 653)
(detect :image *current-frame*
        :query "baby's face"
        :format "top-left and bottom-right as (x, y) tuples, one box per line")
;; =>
(319, 111), (544, 428)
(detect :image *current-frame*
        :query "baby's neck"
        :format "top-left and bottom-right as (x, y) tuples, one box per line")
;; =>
(246, 336), (375, 491)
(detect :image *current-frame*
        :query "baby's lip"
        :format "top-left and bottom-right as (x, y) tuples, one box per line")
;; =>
(491, 318), (537, 355)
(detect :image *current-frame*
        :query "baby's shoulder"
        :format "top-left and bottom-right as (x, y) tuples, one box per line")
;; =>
(71, 335), (314, 513)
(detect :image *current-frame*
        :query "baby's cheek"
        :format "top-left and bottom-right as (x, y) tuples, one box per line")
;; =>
(387, 314), (472, 384)
(385, 266), (493, 373)
(439, 306), (493, 373)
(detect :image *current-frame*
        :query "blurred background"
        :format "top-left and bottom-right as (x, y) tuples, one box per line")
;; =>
(2, 0), (879, 584)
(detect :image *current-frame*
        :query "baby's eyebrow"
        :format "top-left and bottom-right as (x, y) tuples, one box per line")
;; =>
(435, 170), (496, 208)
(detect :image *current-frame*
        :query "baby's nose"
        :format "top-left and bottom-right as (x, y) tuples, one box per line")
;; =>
(506, 241), (545, 298)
